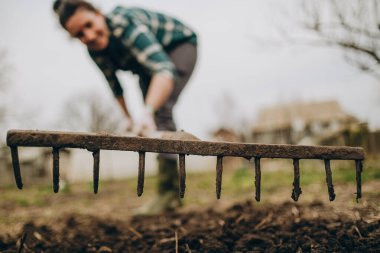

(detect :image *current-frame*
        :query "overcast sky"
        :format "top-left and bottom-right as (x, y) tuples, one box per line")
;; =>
(1, 0), (379, 139)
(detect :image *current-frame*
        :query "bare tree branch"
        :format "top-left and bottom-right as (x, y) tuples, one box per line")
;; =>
(298, 0), (380, 80)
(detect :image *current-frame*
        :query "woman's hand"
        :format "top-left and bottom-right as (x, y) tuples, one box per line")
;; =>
(133, 105), (157, 136)
(125, 117), (134, 132)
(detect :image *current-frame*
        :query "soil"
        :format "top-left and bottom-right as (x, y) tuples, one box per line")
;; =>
(0, 200), (379, 253)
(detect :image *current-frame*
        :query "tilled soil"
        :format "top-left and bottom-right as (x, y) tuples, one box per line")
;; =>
(0, 201), (379, 253)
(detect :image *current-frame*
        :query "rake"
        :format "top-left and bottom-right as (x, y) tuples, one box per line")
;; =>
(6, 129), (364, 202)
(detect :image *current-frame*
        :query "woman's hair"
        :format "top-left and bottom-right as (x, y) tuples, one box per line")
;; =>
(53, 0), (97, 28)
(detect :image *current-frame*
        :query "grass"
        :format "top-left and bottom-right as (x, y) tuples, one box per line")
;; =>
(0, 158), (379, 209)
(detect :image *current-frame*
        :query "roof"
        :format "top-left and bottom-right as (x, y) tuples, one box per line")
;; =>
(252, 100), (355, 133)
(212, 128), (241, 142)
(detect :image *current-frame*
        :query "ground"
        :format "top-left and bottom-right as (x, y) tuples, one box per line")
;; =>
(0, 158), (379, 252)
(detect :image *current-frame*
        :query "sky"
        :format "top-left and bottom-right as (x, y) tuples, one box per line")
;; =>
(0, 0), (379, 140)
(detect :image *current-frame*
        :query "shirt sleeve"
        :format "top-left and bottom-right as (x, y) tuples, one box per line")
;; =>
(90, 54), (124, 97)
(114, 20), (177, 80)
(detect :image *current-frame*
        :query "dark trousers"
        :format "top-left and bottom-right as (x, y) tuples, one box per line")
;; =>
(139, 42), (198, 132)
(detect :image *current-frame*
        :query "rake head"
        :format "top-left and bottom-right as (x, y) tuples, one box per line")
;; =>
(6, 130), (364, 202)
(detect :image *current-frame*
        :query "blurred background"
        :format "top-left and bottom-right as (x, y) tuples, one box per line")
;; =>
(0, 0), (379, 219)
(1, 2), (379, 251)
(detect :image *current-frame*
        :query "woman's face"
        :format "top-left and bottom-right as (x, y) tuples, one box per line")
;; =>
(65, 8), (109, 51)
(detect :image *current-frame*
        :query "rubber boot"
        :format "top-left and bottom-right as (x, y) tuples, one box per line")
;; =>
(133, 155), (182, 215)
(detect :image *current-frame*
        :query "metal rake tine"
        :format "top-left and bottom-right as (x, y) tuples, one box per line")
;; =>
(291, 158), (302, 201)
(216, 156), (223, 199)
(178, 154), (186, 198)
(52, 148), (60, 193)
(324, 159), (336, 201)
(355, 160), (363, 202)
(92, 150), (100, 194)
(10, 146), (23, 189)
(137, 151), (145, 197)
(254, 157), (261, 202)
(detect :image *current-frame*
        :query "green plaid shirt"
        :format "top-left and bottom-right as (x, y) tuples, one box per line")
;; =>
(88, 6), (197, 97)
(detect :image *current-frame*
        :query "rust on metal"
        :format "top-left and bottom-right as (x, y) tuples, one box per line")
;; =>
(254, 157), (261, 202)
(6, 129), (365, 201)
(355, 160), (363, 201)
(6, 130), (364, 160)
(52, 148), (60, 193)
(10, 146), (23, 189)
(93, 150), (100, 194)
(216, 156), (223, 199)
(179, 154), (186, 198)
(324, 159), (336, 201)
(291, 158), (302, 201)
(137, 151), (145, 197)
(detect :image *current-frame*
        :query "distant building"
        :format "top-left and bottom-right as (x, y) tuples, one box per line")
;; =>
(212, 128), (242, 143)
(252, 100), (359, 145)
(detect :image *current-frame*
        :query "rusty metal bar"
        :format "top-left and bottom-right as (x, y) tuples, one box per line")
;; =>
(254, 157), (261, 202)
(179, 154), (186, 198)
(216, 156), (223, 199)
(291, 158), (302, 201)
(10, 146), (23, 189)
(93, 150), (100, 194)
(355, 160), (363, 201)
(137, 151), (145, 197)
(7, 130), (364, 160)
(324, 159), (336, 201)
(52, 148), (60, 193)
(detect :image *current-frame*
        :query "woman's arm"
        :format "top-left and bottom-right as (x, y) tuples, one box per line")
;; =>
(145, 73), (174, 111)
(116, 95), (131, 118)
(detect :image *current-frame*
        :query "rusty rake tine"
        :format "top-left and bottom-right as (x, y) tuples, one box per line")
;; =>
(216, 156), (223, 199)
(137, 151), (145, 197)
(10, 146), (23, 189)
(291, 159), (302, 201)
(355, 160), (363, 202)
(254, 157), (261, 202)
(92, 150), (100, 194)
(52, 148), (60, 193)
(178, 154), (186, 198)
(324, 159), (336, 201)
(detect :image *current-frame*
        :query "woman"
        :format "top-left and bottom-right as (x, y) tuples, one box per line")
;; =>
(53, 0), (198, 214)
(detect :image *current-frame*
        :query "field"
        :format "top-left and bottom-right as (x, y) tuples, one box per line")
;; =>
(0, 158), (379, 252)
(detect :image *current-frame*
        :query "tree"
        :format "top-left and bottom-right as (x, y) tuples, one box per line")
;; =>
(289, 0), (380, 80)
(59, 91), (125, 133)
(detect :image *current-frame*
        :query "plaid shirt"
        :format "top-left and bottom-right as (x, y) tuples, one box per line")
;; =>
(88, 6), (197, 97)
